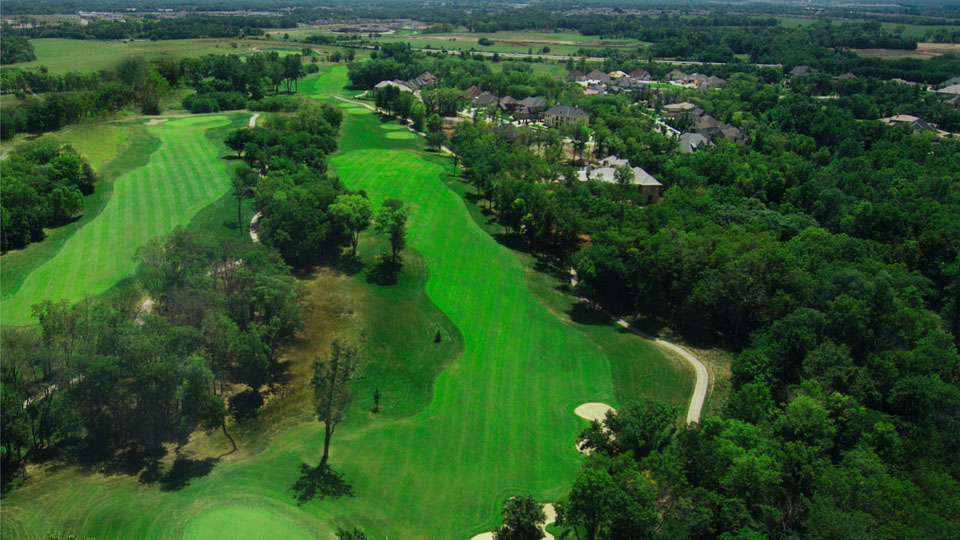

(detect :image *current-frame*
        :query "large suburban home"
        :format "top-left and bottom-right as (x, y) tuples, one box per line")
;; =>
(566, 70), (586, 82)
(938, 76), (960, 88)
(498, 96), (520, 112)
(577, 158), (663, 203)
(464, 85), (484, 100)
(407, 71), (439, 90)
(662, 101), (698, 119)
(544, 105), (590, 128)
(666, 69), (687, 82)
(585, 69), (613, 84)
(472, 91), (499, 106)
(936, 84), (960, 96)
(629, 68), (652, 81)
(880, 114), (937, 134)
(375, 79), (414, 93)
(789, 65), (817, 78)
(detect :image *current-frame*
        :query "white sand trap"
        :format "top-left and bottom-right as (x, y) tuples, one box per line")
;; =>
(468, 503), (556, 540)
(145, 118), (168, 125)
(574, 403), (615, 423)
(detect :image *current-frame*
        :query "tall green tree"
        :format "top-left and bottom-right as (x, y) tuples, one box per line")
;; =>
(329, 194), (373, 257)
(231, 165), (258, 233)
(375, 199), (408, 262)
(312, 337), (360, 466)
(494, 494), (546, 540)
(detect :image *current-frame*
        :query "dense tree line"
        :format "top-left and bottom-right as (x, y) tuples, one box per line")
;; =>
(1, 229), (302, 466)
(180, 52), (315, 113)
(8, 14), (293, 41)
(1, 139), (96, 251)
(1, 57), (171, 140)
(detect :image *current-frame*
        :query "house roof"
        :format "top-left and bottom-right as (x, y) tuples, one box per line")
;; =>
(464, 85), (483, 99)
(375, 80), (413, 92)
(789, 65), (817, 77)
(679, 132), (710, 153)
(608, 70), (628, 79)
(585, 69), (612, 82)
(666, 69), (687, 80)
(936, 84), (960, 95)
(545, 105), (589, 118)
(940, 76), (960, 88)
(519, 96), (546, 108)
(473, 91), (498, 106)
(566, 70), (585, 81)
(629, 69), (651, 80)
(834, 72), (857, 81)
(662, 101), (696, 113)
(499, 95), (519, 105)
(701, 75), (726, 88)
(600, 155), (630, 167)
(577, 165), (662, 186)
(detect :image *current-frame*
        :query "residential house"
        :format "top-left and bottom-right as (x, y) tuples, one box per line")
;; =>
(472, 91), (499, 107)
(890, 78), (917, 86)
(678, 132), (711, 153)
(788, 65), (817, 78)
(629, 68), (651, 81)
(608, 70), (629, 79)
(407, 71), (439, 90)
(666, 69), (687, 82)
(661, 101), (698, 119)
(577, 159), (663, 203)
(585, 69), (612, 84)
(936, 84), (960, 96)
(566, 70), (586, 82)
(938, 76), (960, 89)
(464, 85), (484, 100)
(374, 79), (413, 93)
(880, 114), (937, 134)
(700, 75), (726, 89)
(498, 95), (520, 112)
(834, 73), (857, 81)
(947, 95), (960, 110)
(544, 105), (590, 128)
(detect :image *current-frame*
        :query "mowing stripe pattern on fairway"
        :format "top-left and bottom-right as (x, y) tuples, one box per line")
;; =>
(2, 115), (232, 325)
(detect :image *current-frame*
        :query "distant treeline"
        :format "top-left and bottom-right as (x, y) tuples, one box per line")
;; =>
(7, 14), (293, 41)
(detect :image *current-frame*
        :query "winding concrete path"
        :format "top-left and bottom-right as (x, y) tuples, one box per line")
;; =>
(570, 270), (708, 423)
(249, 211), (262, 243)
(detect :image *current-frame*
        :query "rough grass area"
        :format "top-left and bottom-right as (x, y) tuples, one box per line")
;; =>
(1, 114), (247, 325)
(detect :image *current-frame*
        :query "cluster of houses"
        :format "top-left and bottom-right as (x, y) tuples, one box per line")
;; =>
(661, 101), (747, 152)
(577, 155), (663, 204)
(664, 70), (727, 89)
(566, 68), (652, 95)
(373, 71), (440, 94)
(463, 85), (591, 127)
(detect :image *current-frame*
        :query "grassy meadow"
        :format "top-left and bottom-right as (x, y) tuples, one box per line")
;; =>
(0, 65), (693, 539)
(1, 114), (246, 325)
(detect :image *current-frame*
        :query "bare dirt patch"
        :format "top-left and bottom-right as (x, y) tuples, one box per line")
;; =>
(853, 42), (960, 59)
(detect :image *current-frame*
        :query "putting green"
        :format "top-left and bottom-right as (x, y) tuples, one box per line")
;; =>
(342, 107), (372, 115)
(183, 507), (314, 540)
(385, 130), (417, 140)
(379, 123), (405, 130)
(1, 115), (233, 325)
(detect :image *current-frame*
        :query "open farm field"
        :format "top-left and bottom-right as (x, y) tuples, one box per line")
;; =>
(1, 113), (246, 325)
(0, 64), (693, 540)
(14, 38), (263, 73)
(374, 29), (642, 56)
(853, 41), (960, 59)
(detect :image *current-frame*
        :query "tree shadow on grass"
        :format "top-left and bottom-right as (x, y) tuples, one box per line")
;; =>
(291, 462), (354, 505)
(229, 389), (264, 421)
(158, 455), (218, 492)
(567, 301), (616, 326)
(366, 258), (401, 286)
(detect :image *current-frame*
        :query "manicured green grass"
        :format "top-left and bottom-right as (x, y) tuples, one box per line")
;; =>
(1, 123), (151, 300)
(1, 114), (245, 325)
(0, 65), (692, 540)
(374, 30), (640, 56)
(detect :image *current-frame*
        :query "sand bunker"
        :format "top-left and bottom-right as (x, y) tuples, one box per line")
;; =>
(145, 118), (168, 125)
(468, 503), (556, 540)
(574, 402), (615, 423)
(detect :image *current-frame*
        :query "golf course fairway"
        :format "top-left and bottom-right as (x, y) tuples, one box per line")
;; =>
(2, 115), (234, 325)
(0, 66), (693, 540)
